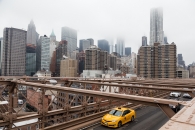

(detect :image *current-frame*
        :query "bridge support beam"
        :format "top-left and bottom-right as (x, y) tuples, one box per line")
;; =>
(158, 104), (175, 118)
(188, 92), (195, 98)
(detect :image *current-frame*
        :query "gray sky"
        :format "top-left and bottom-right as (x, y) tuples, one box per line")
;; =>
(0, 0), (195, 65)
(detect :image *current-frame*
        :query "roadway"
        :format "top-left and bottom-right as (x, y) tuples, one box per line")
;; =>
(86, 96), (191, 130)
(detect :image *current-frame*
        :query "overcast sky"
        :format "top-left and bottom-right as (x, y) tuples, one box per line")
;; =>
(0, 0), (195, 65)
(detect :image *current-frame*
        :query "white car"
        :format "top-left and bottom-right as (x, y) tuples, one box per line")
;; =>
(170, 92), (181, 97)
(183, 93), (192, 99)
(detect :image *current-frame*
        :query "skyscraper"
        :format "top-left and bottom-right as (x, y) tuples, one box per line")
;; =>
(178, 54), (185, 68)
(61, 27), (77, 57)
(26, 44), (36, 76)
(40, 35), (57, 71)
(50, 29), (56, 42)
(27, 20), (39, 45)
(36, 37), (42, 71)
(142, 36), (147, 46)
(164, 36), (168, 44)
(87, 38), (94, 46)
(115, 44), (117, 53)
(27, 20), (39, 75)
(109, 39), (114, 54)
(116, 38), (125, 56)
(2, 28), (26, 76)
(55, 40), (68, 76)
(0, 37), (3, 75)
(79, 39), (90, 52)
(150, 8), (164, 45)
(98, 39), (109, 53)
(125, 47), (131, 56)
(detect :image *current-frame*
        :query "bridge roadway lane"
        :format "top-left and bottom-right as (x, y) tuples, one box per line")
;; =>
(92, 106), (168, 130)
(88, 97), (191, 130)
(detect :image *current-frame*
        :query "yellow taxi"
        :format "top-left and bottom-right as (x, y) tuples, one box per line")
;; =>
(101, 107), (136, 128)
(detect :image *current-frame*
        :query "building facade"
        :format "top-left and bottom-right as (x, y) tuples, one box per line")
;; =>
(87, 38), (94, 46)
(25, 44), (36, 76)
(130, 52), (137, 74)
(177, 54), (185, 69)
(176, 68), (189, 78)
(111, 52), (121, 70)
(60, 58), (78, 77)
(2, 28), (26, 76)
(137, 42), (177, 78)
(36, 37), (42, 71)
(120, 63), (130, 74)
(108, 54), (117, 70)
(61, 27), (77, 57)
(125, 47), (131, 56)
(50, 50), (56, 76)
(79, 39), (90, 52)
(70, 50), (79, 60)
(150, 8), (164, 45)
(116, 38), (125, 56)
(189, 63), (195, 78)
(0, 37), (3, 75)
(55, 40), (68, 76)
(98, 39), (109, 53)
(85, 45), (108, 70)
(40, 35), (57, 71)
(27, 20), (39, 45)
(26, 20), (39, 76)
(50, 29), (56, 42)
(76, 51), (85, 74)
(142, 36), (147, 46)
(164, 36), (168, 44)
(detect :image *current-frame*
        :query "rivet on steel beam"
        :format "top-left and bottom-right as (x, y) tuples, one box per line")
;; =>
(192, 109), (195, 114)
(188, 103), (193, 107)
(153, 100), (159, 103)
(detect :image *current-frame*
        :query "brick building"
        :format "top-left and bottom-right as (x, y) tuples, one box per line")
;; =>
(60, 58), (78, 77)
(27, 88), (51, 111)
(50, 50), (56, 76)
(55, 40), (68, 76)
(107, 54), (117, 70)
(137, 42), (177, 78)
(85, 45), (108, 70)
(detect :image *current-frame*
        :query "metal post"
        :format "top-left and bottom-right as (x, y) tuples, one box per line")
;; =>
(8, 83), (16, 129)
(84, 83), (86, 116)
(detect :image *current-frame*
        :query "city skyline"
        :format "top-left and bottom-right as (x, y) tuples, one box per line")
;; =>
(0, 0), (195, 64)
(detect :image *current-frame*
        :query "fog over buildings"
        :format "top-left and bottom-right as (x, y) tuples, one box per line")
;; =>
(0, 0), (195, 64)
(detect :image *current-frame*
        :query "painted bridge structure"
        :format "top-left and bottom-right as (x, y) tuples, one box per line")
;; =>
(0, 76), (194, 129)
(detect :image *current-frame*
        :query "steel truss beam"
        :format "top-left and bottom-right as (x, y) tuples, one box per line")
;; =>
(110, 80), (195, 88)
(68, 80), (195, 98)
(0, 79), (192, 129)
(13, 81), (186, 106)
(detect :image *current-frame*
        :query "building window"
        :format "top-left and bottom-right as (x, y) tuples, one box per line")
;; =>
(27, 126), (31, 130)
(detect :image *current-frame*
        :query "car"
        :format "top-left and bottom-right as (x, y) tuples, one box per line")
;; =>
(101, 107), (136, 128)
(169, 98), (181, 113)
(18, 99), (23, 105)
(183, 93), (192, 99)
(170, 92), (181, 97)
